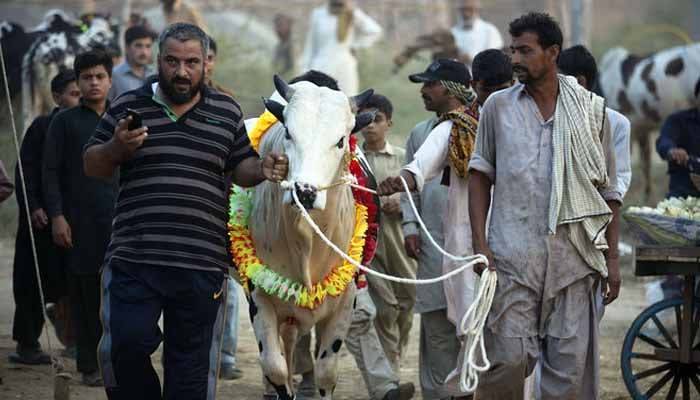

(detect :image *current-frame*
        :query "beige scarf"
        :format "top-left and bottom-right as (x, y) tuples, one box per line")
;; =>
(549, 75), (613, 275)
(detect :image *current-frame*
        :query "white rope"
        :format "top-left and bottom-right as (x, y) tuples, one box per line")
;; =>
(283, 175), (487, 284)
(0, 35), (56, 362)
(458, 268), (497, 393)
(282, 166), (497, 392)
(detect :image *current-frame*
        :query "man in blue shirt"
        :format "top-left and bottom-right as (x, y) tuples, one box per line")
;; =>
(108, 25), (157, 101)
(656, 107), (700, 198)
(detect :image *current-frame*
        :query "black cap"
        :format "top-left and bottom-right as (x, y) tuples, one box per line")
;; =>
(409, 59), (471, 85)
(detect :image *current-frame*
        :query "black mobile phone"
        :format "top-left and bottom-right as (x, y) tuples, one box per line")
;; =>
(126, 108), (142, 130)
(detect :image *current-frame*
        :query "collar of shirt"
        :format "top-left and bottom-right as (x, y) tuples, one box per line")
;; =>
(78, 98), (109, 116)
(362, 140), (396, 156)
(116, 61), (155, 80)
(515, 82), (555, 125)
(145, 81), (209, 122)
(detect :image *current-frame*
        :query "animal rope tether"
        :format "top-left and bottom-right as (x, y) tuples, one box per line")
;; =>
(283, 174), (497, 393)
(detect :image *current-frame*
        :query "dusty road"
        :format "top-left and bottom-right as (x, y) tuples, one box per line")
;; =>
(0, 239), (646, 399)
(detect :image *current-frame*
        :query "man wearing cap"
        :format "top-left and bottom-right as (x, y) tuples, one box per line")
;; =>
(378, 58), (478, 400)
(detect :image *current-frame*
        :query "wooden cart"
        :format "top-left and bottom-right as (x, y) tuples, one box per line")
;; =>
(621, 246), (700, 399)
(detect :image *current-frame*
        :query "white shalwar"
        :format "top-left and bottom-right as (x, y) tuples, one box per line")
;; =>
(300, 6), (382, 95)
(451, 18), (504, 67)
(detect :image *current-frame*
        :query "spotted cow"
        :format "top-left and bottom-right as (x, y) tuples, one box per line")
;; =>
(599, 43), (700, 199)
(1, 10), (119, 130)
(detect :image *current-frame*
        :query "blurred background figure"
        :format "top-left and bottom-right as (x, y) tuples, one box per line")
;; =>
(273, 13), (295, 78)
(451, 0), (503, 68)
(161, 0), (206, 31)
(300, 0), (383, 94)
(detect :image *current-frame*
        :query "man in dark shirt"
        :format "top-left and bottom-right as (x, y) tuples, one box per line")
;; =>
(83, 23), (288, 399)
(9, 71), (80, 366)
(656, 107), (700, 198)
(43, 50), (115, 386)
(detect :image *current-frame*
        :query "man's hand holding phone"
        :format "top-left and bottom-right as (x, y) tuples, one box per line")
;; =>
(111, 108), (148, 162)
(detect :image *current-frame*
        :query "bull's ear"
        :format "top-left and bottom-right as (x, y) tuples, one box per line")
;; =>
(352, 110), (376, 134)
(263, 97), (285, 124)
(350, 89), (374, 111)
(273, 74), (293, 102)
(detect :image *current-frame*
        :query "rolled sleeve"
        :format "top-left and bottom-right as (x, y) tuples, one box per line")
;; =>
(402, 221), (419, 237)
(469, 98), (497, 181)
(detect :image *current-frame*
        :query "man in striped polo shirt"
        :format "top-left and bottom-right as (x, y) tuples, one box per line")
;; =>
(83, 23), (288, 400)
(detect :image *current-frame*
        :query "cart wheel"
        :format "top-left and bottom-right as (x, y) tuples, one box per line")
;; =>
(621, 297), (700, 399)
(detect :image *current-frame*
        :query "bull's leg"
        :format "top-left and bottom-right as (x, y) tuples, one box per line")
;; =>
(250, 290), (293, 400)
(313, 285), (356, 400)
(279, 319), (299, 393)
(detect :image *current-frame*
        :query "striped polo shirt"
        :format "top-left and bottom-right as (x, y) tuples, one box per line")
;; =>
(86, 82), (258, 272)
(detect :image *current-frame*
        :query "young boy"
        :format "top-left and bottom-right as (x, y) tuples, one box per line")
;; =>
(359, 94), (417, 374)
(43, 50), (116, 386)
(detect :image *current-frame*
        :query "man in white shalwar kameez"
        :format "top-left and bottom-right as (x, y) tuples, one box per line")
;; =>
(451, 0), (503, 68)
(378, 59), (479, 399)
(300, 0), (382, 95)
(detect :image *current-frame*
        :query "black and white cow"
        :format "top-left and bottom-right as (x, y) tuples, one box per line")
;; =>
(599, 43), (700, 199)
(0, 10), (119, 130)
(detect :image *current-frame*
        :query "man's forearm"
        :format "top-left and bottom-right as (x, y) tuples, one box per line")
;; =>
(605, 200), (621, 259)
(83, 141), (122, 179)
(468, 170), (492, 250)
(231, 156), (265, 188)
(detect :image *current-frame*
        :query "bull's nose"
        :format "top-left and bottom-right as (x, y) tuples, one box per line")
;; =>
(294, 183), (317, 210)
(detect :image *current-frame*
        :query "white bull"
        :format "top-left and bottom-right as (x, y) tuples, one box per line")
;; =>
(246, 76), (373, 400)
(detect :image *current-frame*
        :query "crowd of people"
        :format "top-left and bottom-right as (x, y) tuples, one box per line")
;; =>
(2, 0), (696, 399)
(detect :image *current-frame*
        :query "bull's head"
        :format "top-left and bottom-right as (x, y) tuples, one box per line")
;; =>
(34, 32), (73, 67)
(264, 75), (374, 210)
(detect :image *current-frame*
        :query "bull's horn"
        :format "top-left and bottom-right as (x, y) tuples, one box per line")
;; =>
(350, 89), (374, 111)
(263, 97), (285, 124)
(352, 110), (376, 134)
(273, 74), (293, 102)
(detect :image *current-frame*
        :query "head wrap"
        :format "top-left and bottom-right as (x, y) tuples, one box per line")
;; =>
(440, 80), (476, 105)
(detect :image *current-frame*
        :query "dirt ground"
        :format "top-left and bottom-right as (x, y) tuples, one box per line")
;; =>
(0, 238), (646, 400)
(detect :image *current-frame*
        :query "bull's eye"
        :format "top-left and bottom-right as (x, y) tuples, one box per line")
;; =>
(284, 129), (292, 141)
(336, 137), (344, 149)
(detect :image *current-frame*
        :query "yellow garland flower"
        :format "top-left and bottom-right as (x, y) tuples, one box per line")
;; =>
(228, 186), (368, 310)
(248, 110), (279, 152)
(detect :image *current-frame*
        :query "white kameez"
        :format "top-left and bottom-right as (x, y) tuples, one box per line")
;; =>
(300, 6), (382, 95)
(451, 18), (504, 67)
(403, 120), (478, 331)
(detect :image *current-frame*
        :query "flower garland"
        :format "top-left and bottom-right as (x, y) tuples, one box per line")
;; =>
(227, 117), (379, 309)
(228, 186), (368, 309)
